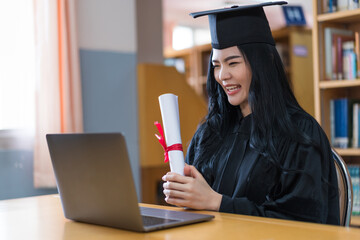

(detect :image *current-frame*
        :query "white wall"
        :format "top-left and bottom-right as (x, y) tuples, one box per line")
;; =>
(77, 0), (137, 53)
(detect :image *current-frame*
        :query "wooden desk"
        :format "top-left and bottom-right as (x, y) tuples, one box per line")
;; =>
(1, 195), (360, 240)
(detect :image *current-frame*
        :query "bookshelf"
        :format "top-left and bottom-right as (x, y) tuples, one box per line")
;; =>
(312, 0), (360, 226)
(164, 44), (211, 100)
(164, 27), (315, 117)
(272, 27), (314, 117)
(138, 64), (207, 204)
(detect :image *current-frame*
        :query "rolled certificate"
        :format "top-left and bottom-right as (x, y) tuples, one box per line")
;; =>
(158, 93), (185, 175)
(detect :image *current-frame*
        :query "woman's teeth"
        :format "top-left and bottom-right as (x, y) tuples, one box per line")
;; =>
(226, 86), (240, 92)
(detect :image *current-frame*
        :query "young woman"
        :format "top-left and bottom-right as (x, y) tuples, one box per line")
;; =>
(162, 2), (340, 225)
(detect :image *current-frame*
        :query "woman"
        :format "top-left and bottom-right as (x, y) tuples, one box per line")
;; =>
(162, 2), (340, 225)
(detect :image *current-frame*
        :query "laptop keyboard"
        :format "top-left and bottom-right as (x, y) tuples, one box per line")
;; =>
(142, 215), (179, 226)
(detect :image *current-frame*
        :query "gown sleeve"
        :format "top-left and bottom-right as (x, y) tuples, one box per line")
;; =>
(219, 115), (340, 225)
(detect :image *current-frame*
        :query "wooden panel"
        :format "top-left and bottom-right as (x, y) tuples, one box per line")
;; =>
(163, 47), (191, 58)
(313, 0), (321, 122)
(289, 28), (314, 117)
(318, 8), (360, 23)
(141, 165), (169, 204)
(320, 80), (360, 89)
(351, 216), (360, 226)
(137, 64), (207, 168)
(272, 27), (290, 40)
(138, 63), (207, 203)
(336, 148), (360, 156)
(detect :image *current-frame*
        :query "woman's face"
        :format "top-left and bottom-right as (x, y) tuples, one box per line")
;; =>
(212, 46), (252, 116)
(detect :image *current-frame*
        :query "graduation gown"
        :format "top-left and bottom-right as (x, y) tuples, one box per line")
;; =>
(186, 112), (340, 225)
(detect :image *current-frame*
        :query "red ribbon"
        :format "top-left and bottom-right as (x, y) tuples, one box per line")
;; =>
(154, 121), (183, 163)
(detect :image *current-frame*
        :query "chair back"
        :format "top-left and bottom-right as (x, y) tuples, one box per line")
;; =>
(332, 148), (353, 226)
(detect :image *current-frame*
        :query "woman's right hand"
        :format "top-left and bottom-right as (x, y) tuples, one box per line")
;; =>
(162, 165), (222, 211)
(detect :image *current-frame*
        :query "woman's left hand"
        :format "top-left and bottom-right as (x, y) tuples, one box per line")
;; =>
(162, 165), (222, 211)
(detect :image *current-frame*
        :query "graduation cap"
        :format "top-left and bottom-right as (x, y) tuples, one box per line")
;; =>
(190, 1), (288, 49)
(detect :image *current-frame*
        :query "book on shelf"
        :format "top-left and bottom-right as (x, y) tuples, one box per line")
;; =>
(355, 32), (360, 77)
(331, 98), (349, 148)
(348, 165), (360, 215)
(353, 103), (359, 148)
(333, 34), (354, 80)
(326, 0), (359, 13)
(338, 0), (348, 11)
(330, 99), (335, 145)
(342, 41), (357, 80)
(330, 98), (360, 148)
(324, 28), (354, 80)
(327, 0), (338, 12)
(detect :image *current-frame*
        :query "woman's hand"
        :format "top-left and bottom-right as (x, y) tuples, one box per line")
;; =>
(162, 165), (222, 211)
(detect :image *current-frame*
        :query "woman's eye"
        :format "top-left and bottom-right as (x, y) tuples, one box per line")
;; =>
(213, 65), (220, 68)
(229, 62), (239, 66)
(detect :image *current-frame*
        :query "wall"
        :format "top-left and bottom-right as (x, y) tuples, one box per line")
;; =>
(76, 0), (140, 197)
(136, 0), (163, 64)
(0, 148), (57, 200)
(0, 133), (57, 200)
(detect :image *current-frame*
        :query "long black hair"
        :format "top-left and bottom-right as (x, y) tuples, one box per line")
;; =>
(191, 43), (315, 179)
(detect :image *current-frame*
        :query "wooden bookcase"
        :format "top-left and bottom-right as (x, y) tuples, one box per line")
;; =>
(138, 64), (207, 204)
(164, 26), (315, 117)
(164, 44), (211, 100)
(312, 0), (360, 226)
(273, 27), (314, 117)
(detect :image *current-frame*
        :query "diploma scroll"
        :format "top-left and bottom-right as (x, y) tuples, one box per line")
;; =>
(158, 93), (185, 175)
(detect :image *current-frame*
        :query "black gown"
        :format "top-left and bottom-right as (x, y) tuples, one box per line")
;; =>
(185, 111), (340, 225)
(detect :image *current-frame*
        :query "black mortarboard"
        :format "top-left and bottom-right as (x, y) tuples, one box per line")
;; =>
(190, 1), (288, 49)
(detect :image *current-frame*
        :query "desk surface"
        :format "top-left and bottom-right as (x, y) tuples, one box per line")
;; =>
(1, 194), (360, 240)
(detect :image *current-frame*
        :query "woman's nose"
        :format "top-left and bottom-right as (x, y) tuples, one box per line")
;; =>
(219, 67), (231, 81)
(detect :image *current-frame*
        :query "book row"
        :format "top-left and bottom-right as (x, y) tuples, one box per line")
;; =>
(325, 27), (360, 81)
(326, 0), (359, 13)
(348, 165), (360, 215)
(330, 98), (360, 148)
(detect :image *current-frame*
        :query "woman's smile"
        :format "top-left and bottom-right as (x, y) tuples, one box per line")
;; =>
(224, 84), (241, 95)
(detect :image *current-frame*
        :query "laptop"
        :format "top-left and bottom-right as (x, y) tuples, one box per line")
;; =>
(46, 133), (214, 232)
